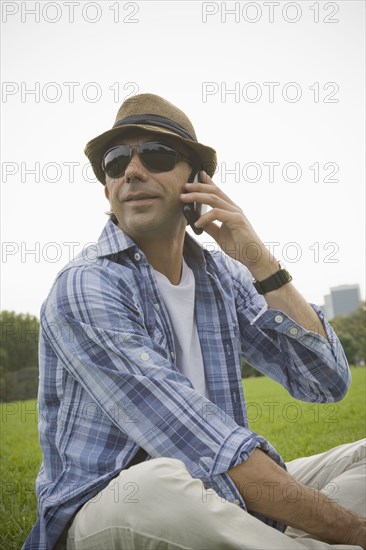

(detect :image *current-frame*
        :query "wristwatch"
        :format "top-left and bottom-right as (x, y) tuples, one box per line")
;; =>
(253, 264), (292, 295)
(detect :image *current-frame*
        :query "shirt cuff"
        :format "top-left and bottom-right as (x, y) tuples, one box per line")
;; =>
(199, 425), (286, 480)
(199, 426), (287, 532)
(251, 303), (345, 361)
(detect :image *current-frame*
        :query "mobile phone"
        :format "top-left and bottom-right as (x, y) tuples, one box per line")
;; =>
(182, 171), (204, 235)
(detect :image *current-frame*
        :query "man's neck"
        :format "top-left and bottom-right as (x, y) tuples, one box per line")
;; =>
(130, 231), (186, 285)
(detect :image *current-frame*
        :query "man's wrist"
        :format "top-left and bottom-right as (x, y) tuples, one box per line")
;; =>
(245, 250), (281, 281)
(253, 265), (293, 295)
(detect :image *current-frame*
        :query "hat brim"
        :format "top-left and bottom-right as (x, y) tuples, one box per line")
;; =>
(84, 124), (217, 184)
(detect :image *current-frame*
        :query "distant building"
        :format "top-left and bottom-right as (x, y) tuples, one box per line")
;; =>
(324, 294), (334, 320)
(323, 284), (362, 320)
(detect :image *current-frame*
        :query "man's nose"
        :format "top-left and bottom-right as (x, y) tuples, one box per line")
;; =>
(124, 151), (147, 182)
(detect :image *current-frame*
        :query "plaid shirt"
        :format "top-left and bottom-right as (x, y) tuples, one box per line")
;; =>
(23, 219), (350, 550)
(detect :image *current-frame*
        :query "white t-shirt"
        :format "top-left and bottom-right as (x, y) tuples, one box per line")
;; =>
(153, 260), (209, 397)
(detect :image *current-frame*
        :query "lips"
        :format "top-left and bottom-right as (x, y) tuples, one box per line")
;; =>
(124, 193), (159, 202)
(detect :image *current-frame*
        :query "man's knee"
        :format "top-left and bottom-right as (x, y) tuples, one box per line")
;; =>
(331, 438), (366, 474)
(95, 458), (195, 523)
(345, 439), (366, 462)
(130, 456), (189, 481)
(69, 458), (195, 543)
(125, 457), (192, 495)
(122, 457), (201, 509)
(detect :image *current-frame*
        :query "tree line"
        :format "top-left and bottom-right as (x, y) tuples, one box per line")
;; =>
(0, 311), (40, 402)
(1, 306), (365, 401)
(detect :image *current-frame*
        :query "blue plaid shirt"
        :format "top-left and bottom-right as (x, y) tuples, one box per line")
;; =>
(23, 219), (350, 549)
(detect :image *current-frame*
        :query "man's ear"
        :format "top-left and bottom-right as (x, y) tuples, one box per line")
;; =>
(104, 183), (110, 200)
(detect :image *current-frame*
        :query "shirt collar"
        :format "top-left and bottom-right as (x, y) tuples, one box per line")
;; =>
(96, 219), (208, 268)
(96, 219), (137, 257)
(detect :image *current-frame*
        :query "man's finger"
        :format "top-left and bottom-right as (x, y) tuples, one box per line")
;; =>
(184, 181), (239, 208)
(195, 208), (244, 229)
(181, 190), (241, 213)
(199, 221), (220, 241)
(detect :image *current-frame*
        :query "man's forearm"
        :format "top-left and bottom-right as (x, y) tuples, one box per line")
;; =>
(248, 248), (328, 340)
(228, 449), (365, 547)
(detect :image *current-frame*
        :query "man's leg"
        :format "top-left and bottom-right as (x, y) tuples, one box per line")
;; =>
(67, 456), (363, 550)
(285, 439), (366, 540)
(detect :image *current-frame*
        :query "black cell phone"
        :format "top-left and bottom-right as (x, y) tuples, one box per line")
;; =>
(182, 171), (204, 235)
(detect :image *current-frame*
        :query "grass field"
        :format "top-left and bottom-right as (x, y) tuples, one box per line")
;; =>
(1, 367), (365, 549)
(243, 366), (366, 461)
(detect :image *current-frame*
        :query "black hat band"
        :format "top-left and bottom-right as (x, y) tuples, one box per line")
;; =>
(113, 114), (196, 142)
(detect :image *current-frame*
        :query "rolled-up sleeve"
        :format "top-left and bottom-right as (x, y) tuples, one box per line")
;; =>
(229, 261), (351, 403)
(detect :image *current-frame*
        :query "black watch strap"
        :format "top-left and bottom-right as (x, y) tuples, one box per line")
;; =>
(253, 267), (292, 295)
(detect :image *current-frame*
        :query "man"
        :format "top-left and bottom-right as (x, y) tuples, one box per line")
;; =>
(24, 93), (365, 549)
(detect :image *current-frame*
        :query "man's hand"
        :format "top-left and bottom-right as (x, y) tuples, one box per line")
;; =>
(180, 171), (329, 340)
(180, 171), (275, 279)
(228, 449), (366, 548)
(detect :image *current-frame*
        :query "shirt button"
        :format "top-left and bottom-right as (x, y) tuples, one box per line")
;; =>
(170, 351), (175, 359)
(153, 303), (160, 311)
(134, 253), (141, 261)
(233, 499), (240, 506)
(289, 327), (298, 336)
(322, 343), (327, 349)
(140, 352), (149, 361)
(275, 315), (283, 324)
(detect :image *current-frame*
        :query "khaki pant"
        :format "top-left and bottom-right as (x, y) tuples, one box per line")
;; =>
(67, 439), (365, 549)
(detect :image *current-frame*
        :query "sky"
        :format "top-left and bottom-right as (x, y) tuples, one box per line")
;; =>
(1, 0), (365, 318)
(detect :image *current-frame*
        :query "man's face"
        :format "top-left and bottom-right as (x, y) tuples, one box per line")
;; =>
(104, 131), (192, 241)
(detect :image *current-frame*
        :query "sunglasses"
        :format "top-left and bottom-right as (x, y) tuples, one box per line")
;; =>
(102, 142), (191, 179)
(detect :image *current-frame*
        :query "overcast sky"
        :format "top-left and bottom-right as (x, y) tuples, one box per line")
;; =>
(1, 0), (365, 317)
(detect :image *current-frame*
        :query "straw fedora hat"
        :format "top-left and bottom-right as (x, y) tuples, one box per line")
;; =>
(84, 93), (217, 184)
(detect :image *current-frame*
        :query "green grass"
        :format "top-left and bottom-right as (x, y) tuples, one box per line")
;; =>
(0, 400), (42, 549)
(1, 367), (365, 549)
(243, 366), (366, 461)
